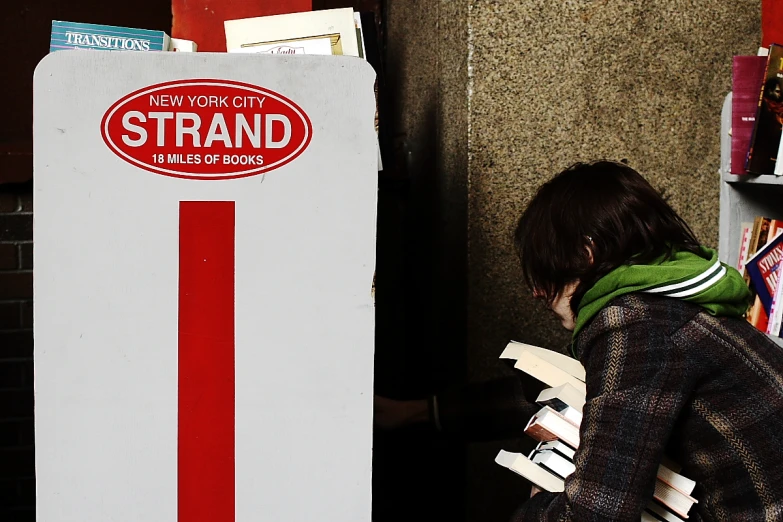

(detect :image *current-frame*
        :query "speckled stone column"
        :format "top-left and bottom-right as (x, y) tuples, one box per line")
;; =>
(385, 1), (759, 520)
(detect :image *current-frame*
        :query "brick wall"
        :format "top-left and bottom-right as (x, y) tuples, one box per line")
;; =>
(0, 181), (34, 521)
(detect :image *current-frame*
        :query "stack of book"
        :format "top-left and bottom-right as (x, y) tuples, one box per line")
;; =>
(735, 217), (783, 336)
(47, 8), (389, 173)
(495, 341), (699, 521)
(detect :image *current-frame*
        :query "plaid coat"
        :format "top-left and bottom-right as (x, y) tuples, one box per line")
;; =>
(513, 293), (783, 521)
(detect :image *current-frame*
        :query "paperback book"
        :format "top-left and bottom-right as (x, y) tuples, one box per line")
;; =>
(746, 229), (783, 316)
(50, 20), (171, 53)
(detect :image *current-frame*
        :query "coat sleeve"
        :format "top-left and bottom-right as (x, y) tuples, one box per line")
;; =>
(511, 302), (695, 521)
(432, 375), (540, 442)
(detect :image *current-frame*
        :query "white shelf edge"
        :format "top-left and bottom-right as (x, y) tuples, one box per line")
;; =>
(722, 171), (783, 185)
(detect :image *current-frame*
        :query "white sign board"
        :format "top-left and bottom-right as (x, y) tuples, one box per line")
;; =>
(33, 51), (377, 522)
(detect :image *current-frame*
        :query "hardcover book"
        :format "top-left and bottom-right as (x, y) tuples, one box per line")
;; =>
(495, 450), (565, 493)
(746, 229), (783, 314)
(224, 8), (360, 57)
(731, 56), (767, 174)
(536, 383), (586, 413)
(767, 262), (783, 336)
(747, 44), (783, 174)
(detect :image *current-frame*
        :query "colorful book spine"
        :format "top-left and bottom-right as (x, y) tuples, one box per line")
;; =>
(731, 56), (767, 174)
(746, 230), (783, 314)
(746, 44), (783, 174)
(50, 21), (170, 53)
(737, 222), (754, 273)
(765, 269), (783, 336)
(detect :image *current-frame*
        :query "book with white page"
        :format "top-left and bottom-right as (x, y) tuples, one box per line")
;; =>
(501, 341), (586, 381)
(224, 8), (360, 56)
(657, 464), (696, 496)
(646, 500), (686, 522)
(530, 449), (576, 479)
(513, 350), (587, 394)
(495, 450), (564, 492)
(496, 450), (689, 522)
(654, 480), (698, 519)
(524, 406), (580, 449)
(536, 440), (576, 461)
(536, 383), (586, 413)
(558, 405), (582, 427)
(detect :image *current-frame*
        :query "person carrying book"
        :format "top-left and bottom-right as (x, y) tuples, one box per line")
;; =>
(375, 161), (783, 521)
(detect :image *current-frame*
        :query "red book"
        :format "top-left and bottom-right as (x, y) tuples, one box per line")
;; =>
(172, 0), (312, 52)
(732, 56), (768, 174)
(762, 0), (783, 50)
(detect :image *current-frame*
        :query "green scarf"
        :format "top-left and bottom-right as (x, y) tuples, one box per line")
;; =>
(572, 247), (751, 352)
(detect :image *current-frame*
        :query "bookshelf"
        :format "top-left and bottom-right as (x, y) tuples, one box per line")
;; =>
(718, 92), (783, 348)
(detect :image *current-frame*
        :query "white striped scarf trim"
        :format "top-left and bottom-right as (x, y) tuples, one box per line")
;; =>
(644, 259), (725, 298)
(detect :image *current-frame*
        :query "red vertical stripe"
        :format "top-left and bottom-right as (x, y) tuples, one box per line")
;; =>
(178, 201), (235, 522)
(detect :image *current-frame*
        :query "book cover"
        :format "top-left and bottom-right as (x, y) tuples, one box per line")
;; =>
(50, 21), (170, 53)
(523, 414), (559, 444)
(525, 407), (580, 448)
(745, 216), (771, 292)
(747, 44), (783, 174)
(224, 8), (360, 57)
(559, 406), (583, 427)
(172, 0), (311, 52)
(536, 440), (576, 461)
(495, 450), (565, 493)
(502, 341), (586, 381)
(746, 230), (783, 314)
(512, 351), (587, 394)
(732, 56), (767, 174)
(750, 216), (771, 257)
(536, 383), (586, 413)
(646, 501), (686, 522)
(170, 38), (198, 52)
(531, 449), (576, 480)
(767, 262), (783, 335)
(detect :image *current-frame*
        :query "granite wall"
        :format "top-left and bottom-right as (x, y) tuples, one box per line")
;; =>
(384, 1), (760, 521)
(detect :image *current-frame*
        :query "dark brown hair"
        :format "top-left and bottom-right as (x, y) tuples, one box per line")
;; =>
(514, 160), (701, 315)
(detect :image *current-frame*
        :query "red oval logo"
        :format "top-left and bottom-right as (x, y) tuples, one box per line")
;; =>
(101, 79), (313, 180)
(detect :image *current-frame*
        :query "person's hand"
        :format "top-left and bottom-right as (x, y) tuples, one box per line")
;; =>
(374, 396), (428, 430)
